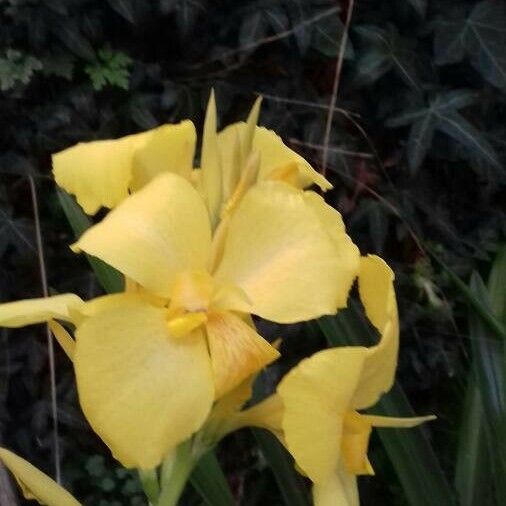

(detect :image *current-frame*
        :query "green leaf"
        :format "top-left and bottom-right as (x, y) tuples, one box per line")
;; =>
(312, 11), (354, 59)
(488, 245), (506, 323)
(436, 111), (500, 168)
(386, 90), (499, 172)
(190, 451), (234, 506)
(254, 429), (310, 506)
(0, 49), (42, 91)
(428, 248), (506, 340)
(315, 302), (455, 506)
(434, 1), (506, 89)
(57, 189), (124, 294)
(454, 380), (491, 506)
(85, 49), (132, 91)
(467, 271), (506, 503)
(354, 25), (419, 89)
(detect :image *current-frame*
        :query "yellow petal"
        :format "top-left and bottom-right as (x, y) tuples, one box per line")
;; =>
(218, 124), (243, 202)
(303, 191), (360, 308)
(206, 310), (279, 398)
(312, 464), (359, 506)
(362, 414), (436, 428)
(49, 320), (75, 360)
(277, 347), (368, 483)
(0, 294), (83, 328)
(232, 393), (284, 435)
(351, 255), (399, 409)
(130, 121), (196, 190)
(73, 173), (212, 298)
(214, 181), (358, 323)
(52, 130), (151, 215)
(0, 448), (81, 506)
(242, 97), (262, 163)
(74, 297), (214, 469)
(201, 90), (222, 228)
(341, 412), (374, 475)
(253, 126), (332, 191)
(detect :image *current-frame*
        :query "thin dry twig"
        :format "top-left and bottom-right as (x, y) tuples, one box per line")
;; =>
(260, 92), (361, 117)
(28, 176), (61, 484)
(321, 0), (355, 177)
(287, 137), (373, 158)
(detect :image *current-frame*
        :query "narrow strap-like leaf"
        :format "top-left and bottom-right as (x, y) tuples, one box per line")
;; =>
(57, 190), (123, 293)
(254, 429), (310, 506)
(190, 451), (234, 506)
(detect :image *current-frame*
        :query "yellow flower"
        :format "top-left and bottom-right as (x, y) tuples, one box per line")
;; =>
(234, 255), (434, 505)
(0, 448), (81, 506)
(0, 171), (359, 470)
(52, 92), (331, 223)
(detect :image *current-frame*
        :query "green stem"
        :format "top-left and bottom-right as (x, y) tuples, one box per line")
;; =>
(157, 441), (196, 506)
(139, 469), (160, 505)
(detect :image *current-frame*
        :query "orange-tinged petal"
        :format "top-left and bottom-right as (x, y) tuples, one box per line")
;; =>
(206, 310), (279, 398)
(215, 181), (358, 323)
(74, 297), (214, 469)
(277, 347), (368, 483)
(351, 255), (399, 409)
(73, 173), (212, 298)
(0, 448), (81, 506)
(0, 294), (83, 328)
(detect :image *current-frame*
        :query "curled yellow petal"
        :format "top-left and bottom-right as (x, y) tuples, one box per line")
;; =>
(73, 173), (212, 298)
(351, 255), (399, 410)
(206, 310), (279, 398)
(254, 126), (332, 191)
(49, 320), (75, 361)
(277, 347), (368, 483)
(74, 297), (214, 469)
(215, 181), (358, 323)
(0, 294), (83, 328)
(0, 448), (81, 506)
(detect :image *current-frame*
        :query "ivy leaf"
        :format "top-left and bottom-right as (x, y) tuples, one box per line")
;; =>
(312, 10), (354, 59)
(0, 208), (34, 257)
(434, 0), (506, 90)
(387, 90), (500, 172)
(353, 25), (419, 89)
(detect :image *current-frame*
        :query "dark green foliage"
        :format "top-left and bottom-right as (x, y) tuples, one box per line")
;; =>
(0, 0), (504, 504)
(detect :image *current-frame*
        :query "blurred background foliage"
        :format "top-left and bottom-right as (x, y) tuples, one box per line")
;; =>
(0, 0), (504, 504)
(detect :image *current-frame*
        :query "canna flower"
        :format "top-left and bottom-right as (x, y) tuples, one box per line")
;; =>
(0, 170), (359, 470)
(53, 93), (332, 224)
(231, 255), (434, 505)
(0, 448), (80, 506)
